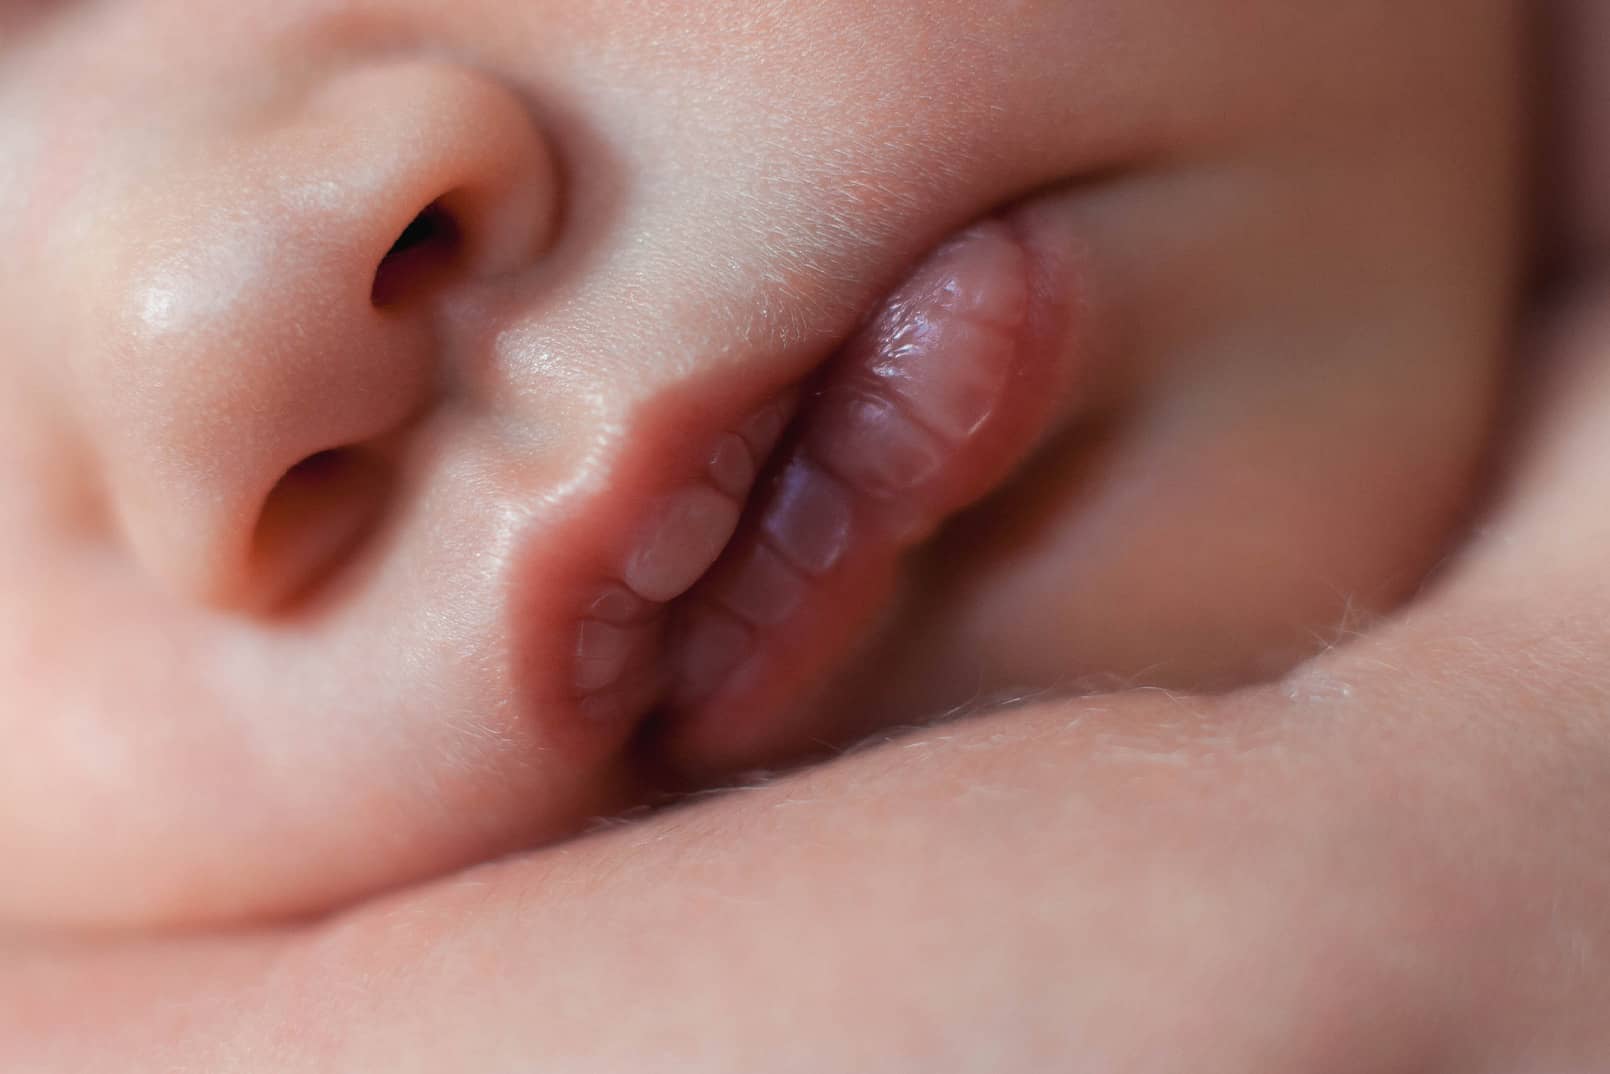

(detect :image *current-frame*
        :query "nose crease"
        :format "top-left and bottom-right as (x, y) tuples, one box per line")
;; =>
(90, 60), (563, 611)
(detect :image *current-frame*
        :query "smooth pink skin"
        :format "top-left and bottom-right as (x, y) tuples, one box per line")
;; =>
(0, 1), (1520, 928)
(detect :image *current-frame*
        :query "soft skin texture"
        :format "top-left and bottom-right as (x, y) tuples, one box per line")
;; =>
(0, 1), (1518, 928)
(9, 287), (1610, 1071)
(13, 7), (1610, 1073)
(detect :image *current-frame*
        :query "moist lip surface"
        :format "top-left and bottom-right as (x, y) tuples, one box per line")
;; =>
(508, 201), (1083, 777)
(659, 214), (1081, 772)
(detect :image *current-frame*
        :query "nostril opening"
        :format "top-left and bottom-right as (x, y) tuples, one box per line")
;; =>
(279, 449), (356, 489)
(389, 207), (449, 257)
(252, 448), (392, 611)
(372, 201), (463, 307)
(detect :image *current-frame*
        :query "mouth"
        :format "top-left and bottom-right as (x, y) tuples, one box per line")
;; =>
(508, 196), (1087, 779)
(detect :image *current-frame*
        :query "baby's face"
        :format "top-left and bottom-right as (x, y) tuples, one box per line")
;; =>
(0, 1), (1520, 928)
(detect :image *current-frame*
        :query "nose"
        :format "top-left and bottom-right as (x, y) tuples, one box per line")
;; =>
(84, 61), (560, 611)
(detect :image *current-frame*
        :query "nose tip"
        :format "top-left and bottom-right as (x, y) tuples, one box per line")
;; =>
(89, 61), (560, 611)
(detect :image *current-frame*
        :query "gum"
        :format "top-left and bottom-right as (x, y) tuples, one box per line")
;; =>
(664, 219), (1050, 755)
(707, 540), (806, 627)
(621, 483), (742, 603)
(569, 395), (792, 711)
(668, 604), (752, 708)
(706, 434), (758, 499)
(804, 388), (947, 499)
(574, 618), (646, 691)
(759, 458), (855, 577)
(564, 217), (1060, 749)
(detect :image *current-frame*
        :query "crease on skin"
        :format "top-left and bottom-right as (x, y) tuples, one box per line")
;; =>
(835, 679), (1273, 773)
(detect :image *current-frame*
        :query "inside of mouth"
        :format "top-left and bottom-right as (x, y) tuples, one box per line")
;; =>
(570, 218), (1042, 759)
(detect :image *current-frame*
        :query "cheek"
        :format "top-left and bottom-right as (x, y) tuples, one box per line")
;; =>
(0, 514), (638, 930)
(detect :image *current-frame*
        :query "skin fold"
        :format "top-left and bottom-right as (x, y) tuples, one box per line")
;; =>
(0, 0), (1520, 930)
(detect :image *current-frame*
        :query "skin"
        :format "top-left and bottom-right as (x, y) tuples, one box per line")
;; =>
(10, 297), (1610, 1071)
(7, 4), (1610, 1071)
(0, 0), (1519, 930)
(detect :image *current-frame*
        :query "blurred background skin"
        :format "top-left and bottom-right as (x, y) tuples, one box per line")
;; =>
(1546, 0), (1609, 265)
(5, 3), (1610, 1070)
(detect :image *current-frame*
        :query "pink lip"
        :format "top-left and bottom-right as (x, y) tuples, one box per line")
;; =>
(505, 194), (1085, 777)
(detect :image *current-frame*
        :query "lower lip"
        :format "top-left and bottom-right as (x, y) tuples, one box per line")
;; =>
(649, 199), (1087, 776)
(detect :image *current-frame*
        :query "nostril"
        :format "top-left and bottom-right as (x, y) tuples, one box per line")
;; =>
(371, 201), (464, 307)
(387, 202), (456, 259)
(251, 448), (393, 610)
(102, 62), (562, 614)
